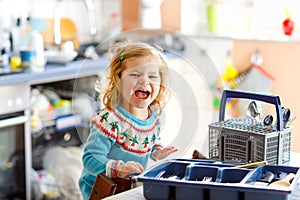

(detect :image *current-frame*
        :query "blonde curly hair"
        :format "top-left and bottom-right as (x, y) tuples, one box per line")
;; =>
(96, 41), (170, 115)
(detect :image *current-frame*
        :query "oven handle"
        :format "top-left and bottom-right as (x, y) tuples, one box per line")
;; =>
(0, 115), (28, 128)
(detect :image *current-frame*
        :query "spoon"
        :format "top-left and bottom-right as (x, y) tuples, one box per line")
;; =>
(268, 173), (295, 188)
(263, 114), (273, 126)
(247, 101), (262, 123)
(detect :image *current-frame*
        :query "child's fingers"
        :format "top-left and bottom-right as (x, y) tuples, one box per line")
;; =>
(165, 146), (178, 153)
(126, 161), (144, 173)
(118, 162), (143, 178)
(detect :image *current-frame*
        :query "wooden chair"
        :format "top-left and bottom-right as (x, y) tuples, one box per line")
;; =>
(89, 174), (132, 200)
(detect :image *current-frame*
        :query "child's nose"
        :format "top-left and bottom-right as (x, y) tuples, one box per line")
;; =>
(139, 75), (149, 85)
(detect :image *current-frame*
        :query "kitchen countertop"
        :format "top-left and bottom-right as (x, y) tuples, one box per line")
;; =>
(0, 51), (180, 87)
(104, 152), (300, 200)
(0, 58), (109, 86)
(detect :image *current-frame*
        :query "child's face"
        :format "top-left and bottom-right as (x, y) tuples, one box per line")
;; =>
(120, 55), (162, 111)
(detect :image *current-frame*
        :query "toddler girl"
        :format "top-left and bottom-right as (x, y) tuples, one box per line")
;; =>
(78, 41), (177, 199)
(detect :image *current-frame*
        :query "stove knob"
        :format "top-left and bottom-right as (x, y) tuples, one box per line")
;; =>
(7, 99), (13, 107)
(16, 97), (23, 106)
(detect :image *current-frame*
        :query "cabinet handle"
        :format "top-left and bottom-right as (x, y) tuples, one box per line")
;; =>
(0, 116), (28, 128)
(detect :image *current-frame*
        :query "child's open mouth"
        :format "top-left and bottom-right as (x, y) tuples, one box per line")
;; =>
(134, 90), (150, 100)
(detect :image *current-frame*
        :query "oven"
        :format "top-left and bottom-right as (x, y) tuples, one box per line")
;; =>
(0, 84), (31, 200)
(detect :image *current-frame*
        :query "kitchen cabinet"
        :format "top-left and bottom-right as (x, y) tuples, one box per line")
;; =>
(121, 0), (181, 31)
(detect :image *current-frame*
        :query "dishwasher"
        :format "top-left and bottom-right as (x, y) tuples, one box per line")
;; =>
(0, 84), (31, 200)
(30, 75), (98, 199)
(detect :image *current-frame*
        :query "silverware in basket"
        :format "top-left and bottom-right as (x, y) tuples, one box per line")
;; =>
(247, 100), (262, 124)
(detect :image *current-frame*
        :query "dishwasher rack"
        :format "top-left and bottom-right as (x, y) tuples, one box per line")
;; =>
(209, 90), (292, 165)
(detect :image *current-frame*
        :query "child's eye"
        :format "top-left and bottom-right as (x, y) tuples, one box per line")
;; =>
(149, 75), (159, 79)
(130, 73), (140, 77)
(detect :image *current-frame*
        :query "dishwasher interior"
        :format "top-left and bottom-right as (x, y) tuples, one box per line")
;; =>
(30, 75), (99, 200)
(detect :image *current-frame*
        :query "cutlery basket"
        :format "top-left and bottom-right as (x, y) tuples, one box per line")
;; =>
(137, 159), (300, 200)
(208, 90), (292, 165)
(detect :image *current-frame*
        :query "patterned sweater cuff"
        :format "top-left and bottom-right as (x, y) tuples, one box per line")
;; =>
(106, 159), (125, 178)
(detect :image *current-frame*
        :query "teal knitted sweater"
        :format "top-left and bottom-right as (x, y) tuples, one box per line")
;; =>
(78, 105), (162, 200)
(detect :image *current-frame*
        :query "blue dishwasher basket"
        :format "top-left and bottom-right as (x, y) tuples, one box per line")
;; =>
(137, 159), (300, 200)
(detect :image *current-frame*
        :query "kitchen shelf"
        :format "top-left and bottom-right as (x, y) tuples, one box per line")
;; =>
(187, 31), (300, 43)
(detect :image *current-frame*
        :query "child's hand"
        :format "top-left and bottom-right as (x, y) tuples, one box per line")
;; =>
(151, 146), (178, 161)
(117, 161), (144, 178)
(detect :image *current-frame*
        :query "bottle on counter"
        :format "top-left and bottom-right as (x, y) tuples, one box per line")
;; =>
(0, 13), (13, 73)
(0, 48), (10, 73)
(27, 31), (45, 72)
(12, 16), (46, 72)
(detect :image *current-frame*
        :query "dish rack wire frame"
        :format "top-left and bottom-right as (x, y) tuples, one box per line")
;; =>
(208, 90), (292, 165)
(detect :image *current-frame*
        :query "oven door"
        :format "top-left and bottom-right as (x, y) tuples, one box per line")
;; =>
(0, 112), (28, 200)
